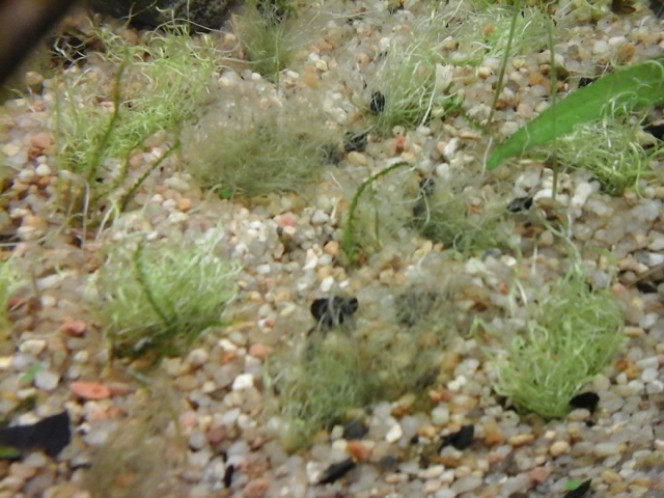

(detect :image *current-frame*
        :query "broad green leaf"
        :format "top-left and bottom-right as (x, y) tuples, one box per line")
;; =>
(486, 57), (664, 170)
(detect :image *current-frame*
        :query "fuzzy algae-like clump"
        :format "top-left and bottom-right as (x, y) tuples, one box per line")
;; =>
(269, 277), (463, 450)
(182, 84), (339, 197)
(86, 379), (185, 497)
(491, 269), (623, 418)
(91, 238), (238, 359)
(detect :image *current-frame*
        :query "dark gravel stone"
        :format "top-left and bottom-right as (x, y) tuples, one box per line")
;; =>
(569, 392), (599, 414)
(0, 411), (70, 457)
(318, 458), (356, 484)
(439, 424), (474, 451)
(311, 296), (359, 328)
(370, 91), (386, 115)
(343, 419), (368, 440)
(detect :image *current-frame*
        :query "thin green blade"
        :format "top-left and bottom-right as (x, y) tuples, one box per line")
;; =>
(486, 57), (664, 170)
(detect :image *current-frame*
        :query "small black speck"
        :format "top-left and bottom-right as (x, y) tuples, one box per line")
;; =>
(439, 424), (474, 451)
(569, 392), (599, 414)
(379, 455), (398, 471)
(564, 479), (591, 498)
(507, 196), (533, 213)
(344, 131), (368, 152)
(318, 458), (356, 485)
(370, 91), (386, 115)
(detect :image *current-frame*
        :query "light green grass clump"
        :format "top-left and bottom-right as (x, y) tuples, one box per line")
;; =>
(234, 1), (322, 80)
(54, 25), (218, 223)
(182, 89), (338, 197)
(450, 4), (549, 66)
(92, 239), (238, 358)
(492, 269), (623, 418)
(372, 17), (461, 135)
(541, 113), (663, 196)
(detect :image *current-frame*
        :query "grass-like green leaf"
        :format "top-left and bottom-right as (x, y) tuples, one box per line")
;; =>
(486, 56), (664, 170)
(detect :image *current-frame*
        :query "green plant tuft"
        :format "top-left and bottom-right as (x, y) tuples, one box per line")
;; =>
(0, 260), (19, 336)
(53, 24), (218, 224)
(91, 237), (238, 359)
(372, 20), (462, 135)
(491, 268), (624, 418)
(234, 1), (320, 80)
(539, 111), (663, 196)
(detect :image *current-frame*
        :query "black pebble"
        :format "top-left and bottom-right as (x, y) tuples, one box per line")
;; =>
(643, 123), (664, 141)
(0, 411), (70, 457)
(344, 131), (368, 152)
(318, 458), (356, 485)
(564, 479), (591, 498)
(507, 196), (533, 213)
(370, 91), (386, 115)
(569, 392), (599, 414)
(439, 424), (474, 451)
(635, 281), (659, 294)
(343, 419), (368, 440)
(578, 77), (597, 88)
(223, 463), (235, 488)
(311, 296), (359, 328)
